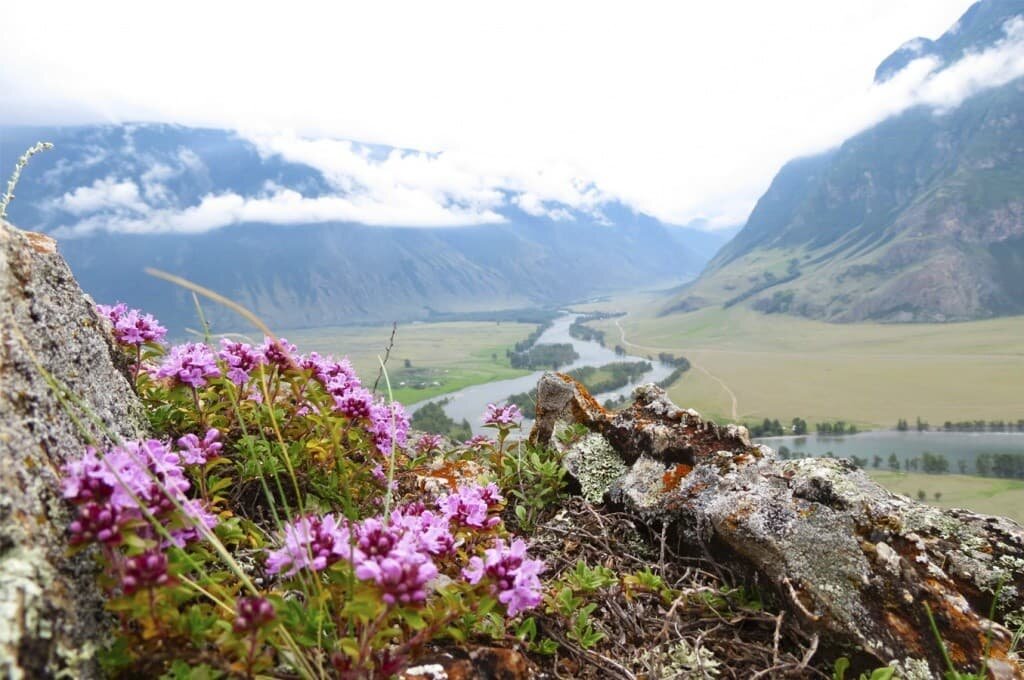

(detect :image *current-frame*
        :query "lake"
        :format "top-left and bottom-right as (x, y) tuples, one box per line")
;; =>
(758, 430), (1024, 473)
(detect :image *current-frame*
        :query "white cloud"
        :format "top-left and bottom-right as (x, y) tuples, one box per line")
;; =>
(56, 177), (149, 215)
(7, 0), (1017, 232)
(54, 186), (505, 237)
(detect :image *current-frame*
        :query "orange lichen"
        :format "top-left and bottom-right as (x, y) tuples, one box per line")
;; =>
(662, 463), (692, 492)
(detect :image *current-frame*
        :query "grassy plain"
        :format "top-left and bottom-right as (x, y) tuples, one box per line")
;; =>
(868, 471), (1024, 524)
(584, 294), (1024, 430)
(283, 321), (534, 404)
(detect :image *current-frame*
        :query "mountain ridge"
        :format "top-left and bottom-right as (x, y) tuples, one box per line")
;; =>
(669, 0), (1024, 323)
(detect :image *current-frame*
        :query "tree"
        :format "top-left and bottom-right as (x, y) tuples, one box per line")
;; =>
(957, 460), (968, 474)
(917, 489), (927, 501)
(921, 451), (949, 475)
(872, 455), (883, 469)
(791, 417), (808, 435)
(403, 358), (412, 369)
(888, 453), (900, 471)
(897, 419), (909, 432)
(934, 492), (943, 501)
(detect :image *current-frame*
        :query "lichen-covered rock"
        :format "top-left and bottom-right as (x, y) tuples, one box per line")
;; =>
(0, 220), (148, 678)
(531, 372), (1024, 677)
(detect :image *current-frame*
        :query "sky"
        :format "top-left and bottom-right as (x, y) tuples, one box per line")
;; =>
(4, 0), (1021, 233)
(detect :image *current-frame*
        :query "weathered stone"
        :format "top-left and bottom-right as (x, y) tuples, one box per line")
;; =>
(0, 220), (148, 679)
(531, 372), (1024, 677)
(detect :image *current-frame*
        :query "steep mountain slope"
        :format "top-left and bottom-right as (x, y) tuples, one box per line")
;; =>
(669, 0), (1024, 322)
(1, 124), (709, 332)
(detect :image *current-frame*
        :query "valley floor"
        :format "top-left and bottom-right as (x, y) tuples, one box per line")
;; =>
(582, 293), (1024, 431)
(868, 471), (1024, 524)
(284, 320), (534, 405)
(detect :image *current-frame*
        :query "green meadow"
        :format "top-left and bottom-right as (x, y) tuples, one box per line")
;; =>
(583, 294), (1024, 430)
(283, 321), (534, 404)
(869, 471), (1024, 524)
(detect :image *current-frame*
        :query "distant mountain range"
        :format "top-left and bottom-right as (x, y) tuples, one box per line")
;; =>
(669, 0), (1024, 322)
(0, 125), (731, 333)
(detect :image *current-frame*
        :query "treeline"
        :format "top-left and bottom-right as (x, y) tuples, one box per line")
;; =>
(508, 343), (579, 370)
(896, 417), (1024, 432)
(410, 401), (472, 441)
(657, 352), (691, 368)
(567, 312), (626, 347)
(512, 321), (553, 353)
(829, 450), (1024, 480)
(816, 421), (858, 435)
(568, 319), (605, 345)
(570, 361), (651, 394)
(747, 417), (856, 437)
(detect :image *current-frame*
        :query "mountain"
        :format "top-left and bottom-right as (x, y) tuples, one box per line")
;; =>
(0, 124), (713, 333)
(667, 0), (1024, 322)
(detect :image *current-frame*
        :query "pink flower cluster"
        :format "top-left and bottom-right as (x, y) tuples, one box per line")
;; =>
(462, 538), (545, 616)
(483, 403), (523, 429)
(414, 433), (445, 455)
(61, 438), (219, 549)
(233, 596), (276, 634)
(301, 350), (409, 455)
(96, 302), (167, 347)
(156, 342), (221, 389)
(218, 339), (266, 385)
(437, 482), (504, 529)
(265, 484), (540, 615)
(177, 428), (222, 465)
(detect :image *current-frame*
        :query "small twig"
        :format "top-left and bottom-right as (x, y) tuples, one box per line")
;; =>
(797, 633), (820, 671)
(783, 576), (821, 621)
(772, 611), (784, 666)
(372, 322), (397, 394)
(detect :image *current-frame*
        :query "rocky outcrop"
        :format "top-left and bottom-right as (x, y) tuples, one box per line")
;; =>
(0, 220), (148, 678)
(531, 372), (1024, 677)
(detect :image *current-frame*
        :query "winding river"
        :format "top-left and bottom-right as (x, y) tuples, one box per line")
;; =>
(409, 313), (676, 435)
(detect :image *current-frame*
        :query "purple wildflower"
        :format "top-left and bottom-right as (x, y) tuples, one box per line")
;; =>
(265, 514), (351, 577)
(438, 483), (503, 529)
(462, 538), (544, 616)
(302, 352), (360, 397)
(233, 596), (276, 634)
(156, 342), (221, 389)
(177, 428), (223, 466)
(168, 498), (220, 546)
(96, 303), (167, 347)
(463, 434), (496, 452)
(390, 507), (454, 556)
(351, 518), (437, 605)
(333, 386), (374, 420)
(61, 447), (114, 504)
(69, 502), (121, 546)
(122, 549), (172, 594)
(260, 337), (298, 369)
(218, 339), (265, 385)
(483, 403), (522, 429)
(96, 302), (128, 325)
(368, 400), (410, 455)
(414, 434), (445, 455)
